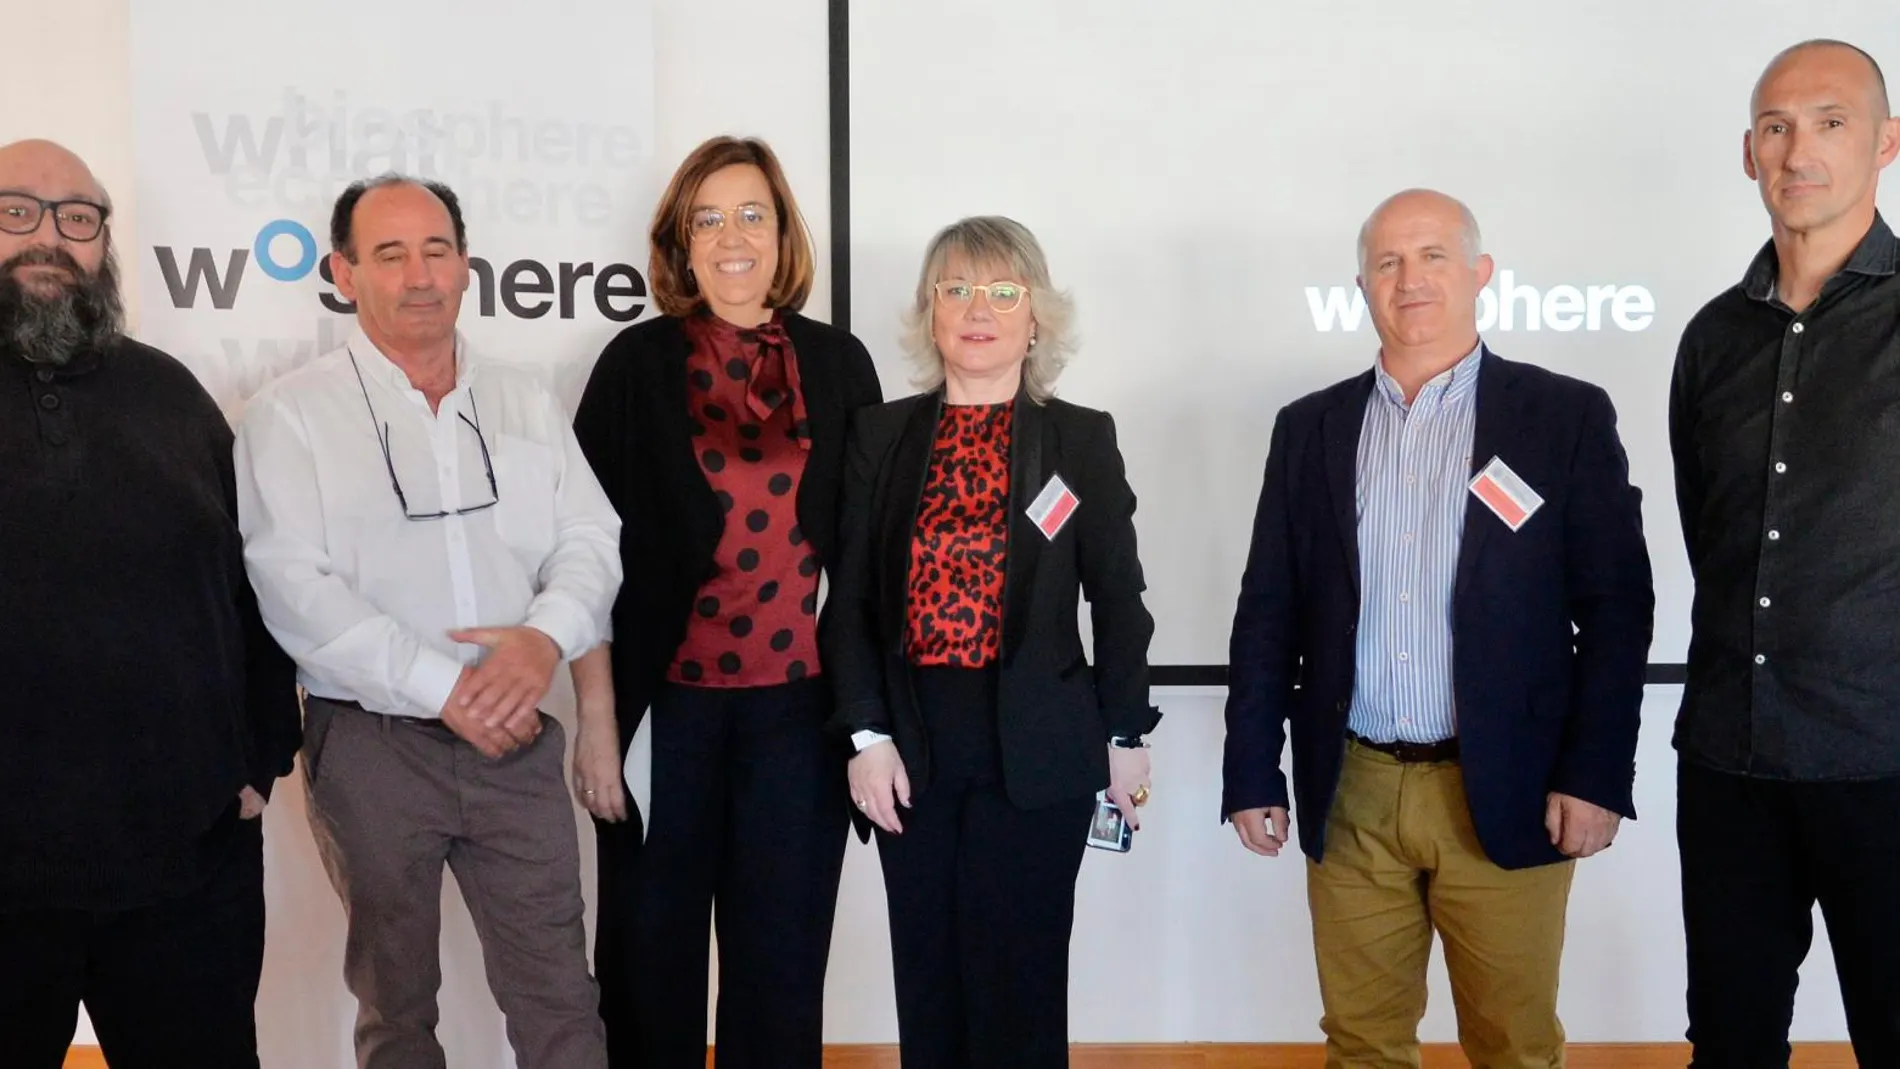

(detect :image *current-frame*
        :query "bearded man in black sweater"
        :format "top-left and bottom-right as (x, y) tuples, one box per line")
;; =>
(0, 138), (301, 1069)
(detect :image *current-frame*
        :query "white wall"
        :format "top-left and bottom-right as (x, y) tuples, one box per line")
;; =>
(843, 0), (1899, 670)
(0, 0), (139, 325)
(4, 0), (1854, 1059)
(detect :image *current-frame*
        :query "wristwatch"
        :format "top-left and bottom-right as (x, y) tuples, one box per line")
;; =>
(1110, 735), (1146, 749)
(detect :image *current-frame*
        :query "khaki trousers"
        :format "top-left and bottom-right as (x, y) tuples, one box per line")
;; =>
(1307, 739), (1574, 1069)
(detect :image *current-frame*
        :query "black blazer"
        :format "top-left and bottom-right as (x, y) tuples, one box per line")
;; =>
(820, 388), (1161, 825)
(1221, 350), (1654, 870)
(573, 312), (883, 747)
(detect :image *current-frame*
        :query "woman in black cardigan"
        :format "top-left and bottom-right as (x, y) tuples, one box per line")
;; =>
(820, 216), (1160, 1069)
(569, 136), (881, 1069)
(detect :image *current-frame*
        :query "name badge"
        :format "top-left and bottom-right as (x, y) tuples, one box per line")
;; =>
(1468, 457), (1544, 531)
(1026, 474), (1080, 540)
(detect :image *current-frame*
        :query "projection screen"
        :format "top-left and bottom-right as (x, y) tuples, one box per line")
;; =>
(843, 1), (1899, 673)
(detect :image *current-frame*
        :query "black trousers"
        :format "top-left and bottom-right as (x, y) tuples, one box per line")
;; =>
(593, 805), (646, 1069)
(618, 677), (850, 1069)
(876, 667), (1094, 1069)
(1679, 757), (1900, 1067)
(0, 812), (265, 1069)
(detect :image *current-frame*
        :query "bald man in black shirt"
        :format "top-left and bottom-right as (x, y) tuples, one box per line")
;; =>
(1670, 40), (1900, 1067)
(0, 138), (300, 1069)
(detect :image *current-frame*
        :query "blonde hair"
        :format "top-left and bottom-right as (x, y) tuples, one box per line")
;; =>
(901, 216), (1075, 403)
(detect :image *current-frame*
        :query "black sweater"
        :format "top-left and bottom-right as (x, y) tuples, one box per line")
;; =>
(573, 312), (882, 746)
(0, 338), (301, 911)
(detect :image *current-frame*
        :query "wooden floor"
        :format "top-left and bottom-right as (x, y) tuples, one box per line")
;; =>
(814, 1045), (1858, 1068)
(68, 1042), (1860, 1067)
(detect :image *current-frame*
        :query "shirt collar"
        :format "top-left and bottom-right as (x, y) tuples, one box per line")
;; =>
(1741, 212), (1899, 304)
(346, 323), (473, 395)
(694, 305), (786, 343)
(1372, 339), (1484, 409)
(4, 339), (106, 378)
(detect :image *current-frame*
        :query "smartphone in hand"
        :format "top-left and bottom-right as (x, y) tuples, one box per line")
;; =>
(1085, 790), (1132, 853)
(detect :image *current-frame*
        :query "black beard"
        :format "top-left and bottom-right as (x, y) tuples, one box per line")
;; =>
(0, 241), (126, 367)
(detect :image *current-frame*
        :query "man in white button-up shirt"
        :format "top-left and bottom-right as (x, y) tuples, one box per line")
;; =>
(235, 175), (620, 1069)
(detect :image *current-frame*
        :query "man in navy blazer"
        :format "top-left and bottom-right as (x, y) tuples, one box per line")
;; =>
(1221, 189), (1653, 1068)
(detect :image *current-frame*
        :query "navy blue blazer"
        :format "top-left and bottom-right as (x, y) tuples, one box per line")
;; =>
(1220, 348), (1654, 870)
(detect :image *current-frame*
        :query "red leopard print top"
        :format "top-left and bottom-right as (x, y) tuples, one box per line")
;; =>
(906, 401), (1013, 667)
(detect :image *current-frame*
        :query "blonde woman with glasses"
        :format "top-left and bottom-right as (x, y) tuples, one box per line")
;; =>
(820, 216), (1160, 1069)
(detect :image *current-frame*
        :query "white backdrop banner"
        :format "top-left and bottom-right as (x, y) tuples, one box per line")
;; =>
(131, 0), (658, 419)
(126, 4), (655, 1065)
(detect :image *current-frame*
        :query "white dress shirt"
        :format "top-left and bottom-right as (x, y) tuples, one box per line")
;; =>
(235, 326), (622, 719)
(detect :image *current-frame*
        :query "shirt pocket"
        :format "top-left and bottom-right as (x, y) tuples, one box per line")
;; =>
(491, 433), (558, 559)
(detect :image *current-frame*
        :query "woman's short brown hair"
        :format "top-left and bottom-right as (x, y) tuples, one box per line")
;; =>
(648, 136), (815, 317)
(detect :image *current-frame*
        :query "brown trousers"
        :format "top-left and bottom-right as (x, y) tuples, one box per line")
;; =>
(1307, 740), (1574, 1069)
(302, 697), (606, 1069)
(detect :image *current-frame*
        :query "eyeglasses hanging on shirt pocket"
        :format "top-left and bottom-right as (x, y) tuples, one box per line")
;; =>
(348, 350), (499, 521)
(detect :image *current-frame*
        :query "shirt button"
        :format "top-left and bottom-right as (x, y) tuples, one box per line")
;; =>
(1781, 392), (1794, 403)
(1774, 462), (1787, 474)
(35, 368), (54, 383)
(1791, 323), (1805, 334)
(1759, 597), (1772, 608)
(1402, 532), (1415, 543)
(38, 394), (59, 410)
(1398, 652), (1410, 662)
(1755, 654), (1767, 665)
(1767, 529), (1781, 541)
(1400, 592), (1411, 603)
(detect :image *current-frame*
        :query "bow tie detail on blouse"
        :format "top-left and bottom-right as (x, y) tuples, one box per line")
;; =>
(733, 320), (810, 449)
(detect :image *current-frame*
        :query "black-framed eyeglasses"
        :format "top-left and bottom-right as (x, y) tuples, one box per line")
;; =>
(348, 351), (498, 521)
(0, 192), (110, 242)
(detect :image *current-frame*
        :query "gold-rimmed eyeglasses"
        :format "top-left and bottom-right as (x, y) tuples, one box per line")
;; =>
(933, 279), (1029, 314)
(688, 203), (775, 241)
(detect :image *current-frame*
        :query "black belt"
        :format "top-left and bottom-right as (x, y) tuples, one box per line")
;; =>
(1348, 730), (1460, 764)
(309, 696), (451, 730)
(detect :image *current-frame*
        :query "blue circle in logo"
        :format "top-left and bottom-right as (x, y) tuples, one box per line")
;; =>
(254, 219), (318, 282)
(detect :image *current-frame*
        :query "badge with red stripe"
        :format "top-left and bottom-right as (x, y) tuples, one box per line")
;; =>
(1468, 456), (1544, 532)
(1026, 474), (1081, 540)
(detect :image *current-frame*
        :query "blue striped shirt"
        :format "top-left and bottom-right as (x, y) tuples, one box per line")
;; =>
(1347, 343), (1483, 744)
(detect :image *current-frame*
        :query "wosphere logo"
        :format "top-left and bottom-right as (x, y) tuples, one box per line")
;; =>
(154, 218), (649, 322)
(1304, 271), (1657, 333)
